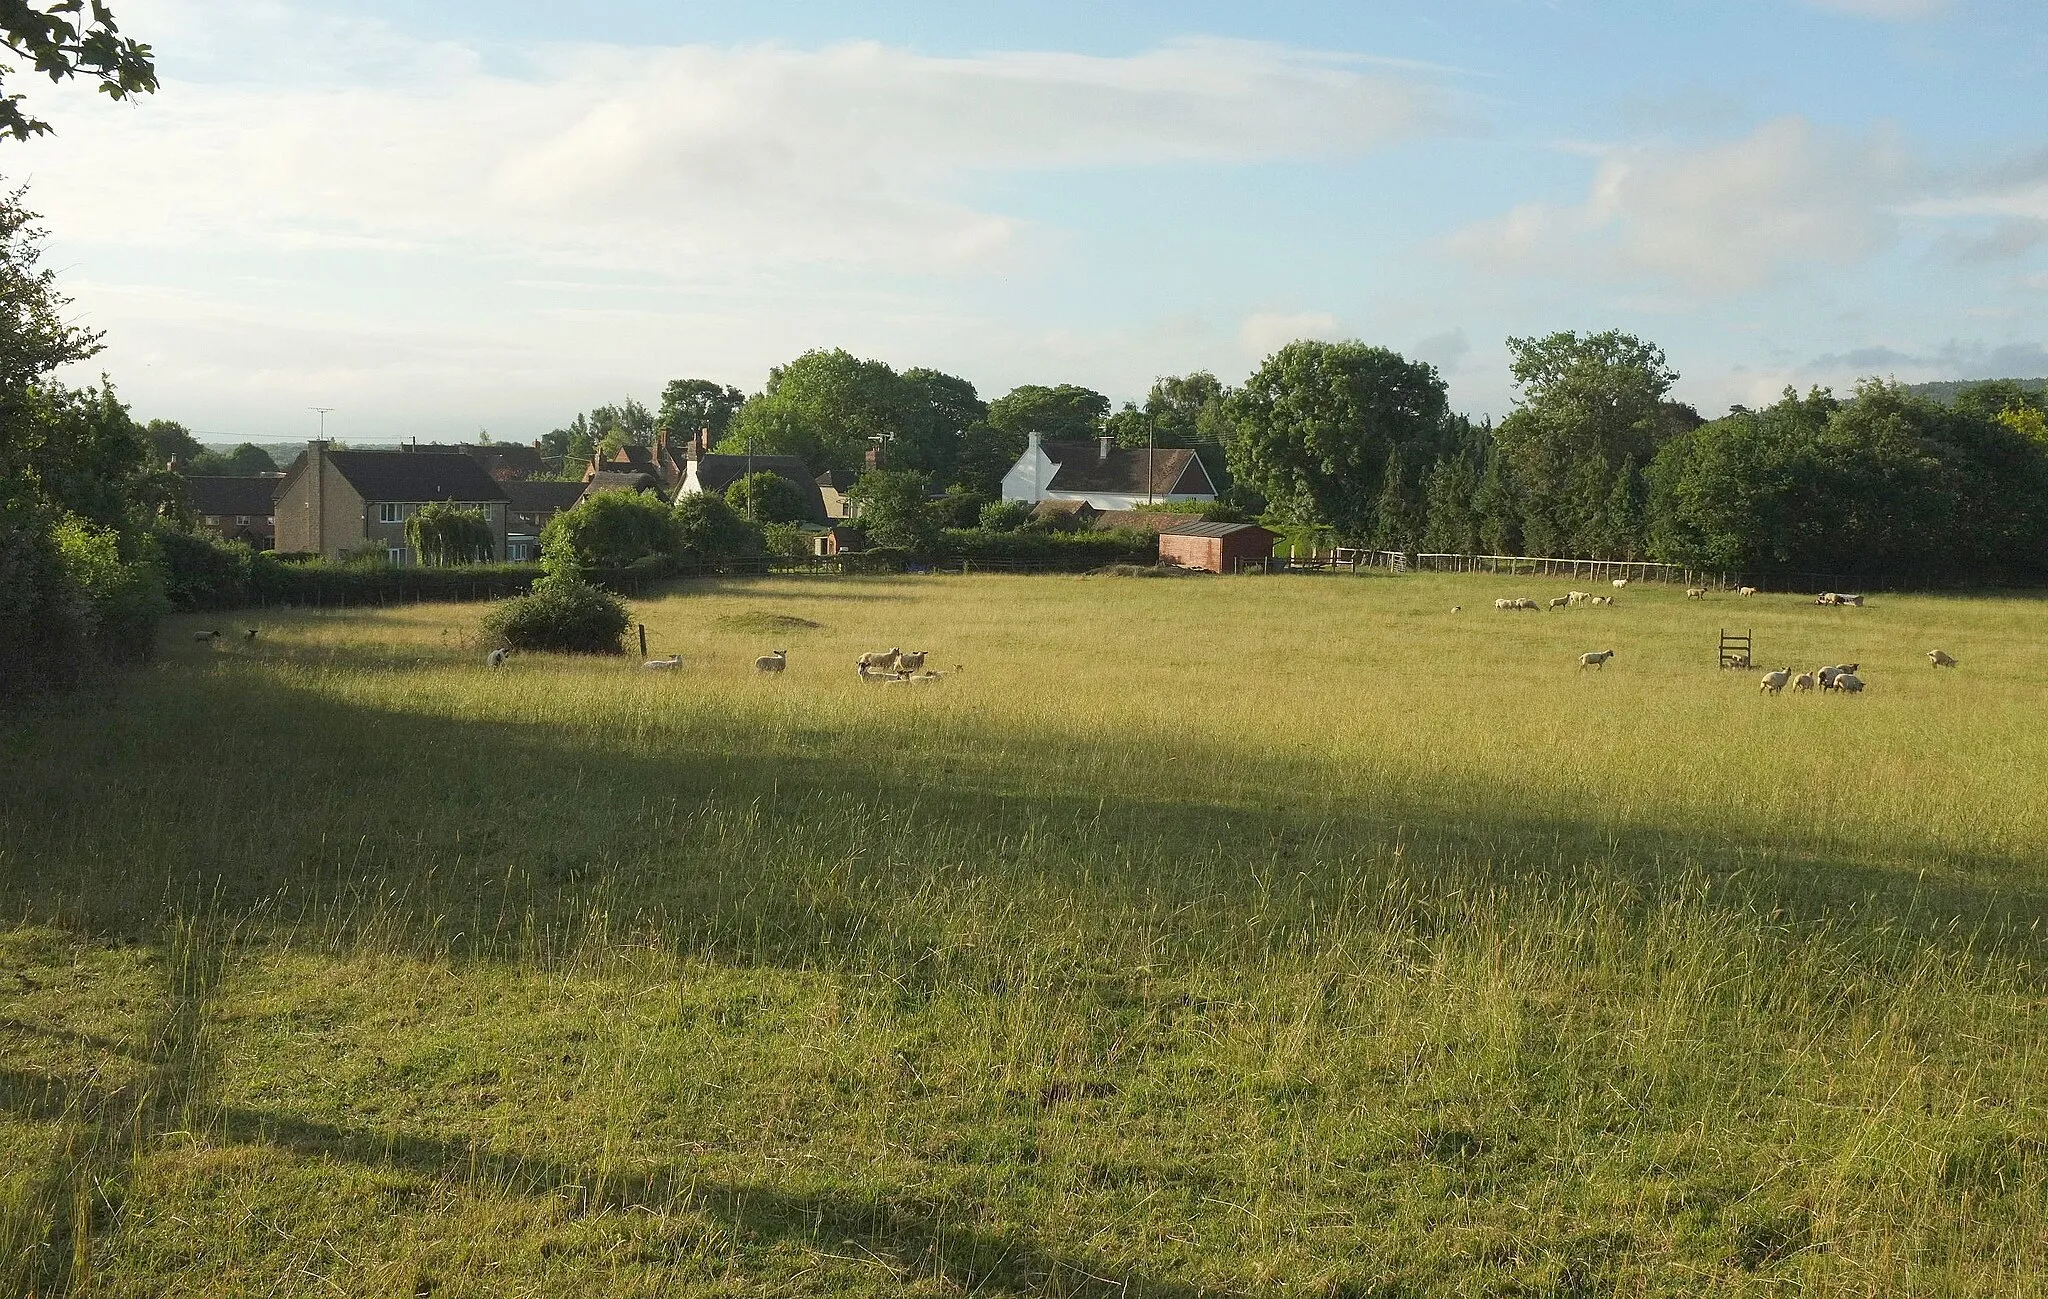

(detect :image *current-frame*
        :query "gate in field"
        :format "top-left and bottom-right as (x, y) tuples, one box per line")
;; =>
(1719, 628), (1753, 670)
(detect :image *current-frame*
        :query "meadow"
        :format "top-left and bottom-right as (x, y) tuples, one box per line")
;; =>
(3, 570), (2046, 1297)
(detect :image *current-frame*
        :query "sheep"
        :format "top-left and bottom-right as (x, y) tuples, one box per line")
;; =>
(884, 671), (945, 685)
(895, 649), (929, 674)
(754, 650), (788, 674)
(1548, 595), (1571, 610)
(1567, 591), (1591, 606)
(1792, 671), (1815, 692)
(244, 628), (259, 642)
(1839, 594), (1865, 607)
(1686, 587), (1707, 600)
(1451, 606), (1461, 613)
(1928, 649), (1958, 668)
(1738, 586), (1758, 597)
(1517, 598), (1541, 611)
(1589, 595), (1613, 607)
(856, 662), (891, 683)
(1578, 649), (1616, 670)
(487, 647), (510, 669)
(1612, 578), (1630, 589)
(1817, 592), (1840, 606)
(1832, 672), (1866, 694)
(193, 629), (220, 642)
(858, 647), (902, 673)
(643, 654), (683, 670)
(1494, 599), (1514, 611)
(1759, 667), (1791, 695)
(1819, 664), (1862, 691)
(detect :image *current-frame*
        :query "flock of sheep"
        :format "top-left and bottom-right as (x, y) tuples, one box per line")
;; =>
(1494, 578), (1632, 613)
(520, 644), (953, 685)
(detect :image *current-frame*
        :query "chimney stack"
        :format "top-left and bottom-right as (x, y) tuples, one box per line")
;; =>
(1098, 435), (1114, 463)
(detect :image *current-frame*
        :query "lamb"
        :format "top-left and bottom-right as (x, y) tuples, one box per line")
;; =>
(1612, 578), (1629, 589)
(1451, 606), (1461, 613)
(1832, 672), (1866, 694)
(1589, 595), (1613, 607)
(1549, 595), (1572, 610)
(1517, 598), (1541, 611)
(1686, 588), (1707, 600)
(643, 655), (683, 670)
(856, 662), (891, 683)
(1579, 649), (1616, 670)
(244, 628), (259, 642)
(1567, 591), (1591, 606)
(1819, 664), (1861, 691)
(1928, 649), (1958, 668)
(1495, 599), (1515, 611)
(1738, 586), (1758, 597)
(754, 650), (788, 674)
(1817, 592), (1840, 606)
(1759, 667), (1792, 695)
(487, 647), (510, 669)
(1792, 670), (1815, 692)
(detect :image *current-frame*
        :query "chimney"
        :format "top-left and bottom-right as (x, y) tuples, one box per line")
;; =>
(1098, 435), (1114, 463)
(865, 445), (881, 471)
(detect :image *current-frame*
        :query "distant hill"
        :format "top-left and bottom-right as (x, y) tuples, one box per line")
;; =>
(1904, 378), (2048, 405)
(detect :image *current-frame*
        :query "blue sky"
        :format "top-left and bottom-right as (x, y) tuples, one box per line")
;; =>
(20, 0), (2048, 442)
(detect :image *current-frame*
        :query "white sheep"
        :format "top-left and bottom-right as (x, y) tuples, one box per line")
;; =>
(643, 654), (683, 670)
(1451, 606), (1461, 613)
(487, 647), (510, 669)
(1819, 664), (1861, 691)
(1792, 671), (1815, 692)
(1832, 672), (1866, 694)
(1548, 595), (1571, 610)
(1567, 590), (1591, 606)
(1579, 649), (1616, 670)
(1928, 649), (1958, 668)
(1589, 595), (1613, 607)
(754, 649), (788, 674)
(1686, 587), (1707, 600)
(1759, 667), (1791, 694)
(858, 647), (902, 673)
(896, 649), (929, 674)
(193, 629), (220, 642)
(1494, 598), (1515, 611)
(1517, 597), (1541, 611)
(855, 662), (891, 683)
(1612, 578), (1629, 589)
(1738, 586), (1757, 596)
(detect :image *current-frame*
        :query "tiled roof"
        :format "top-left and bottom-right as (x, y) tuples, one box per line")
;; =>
(583, 470), (665, 495)
(501, 480), (587, 513)
(1039, 441), (1214, 497)
(322, 451), (507, 503)
(186, 475), (284, 515)
(404, 443), (547, 479)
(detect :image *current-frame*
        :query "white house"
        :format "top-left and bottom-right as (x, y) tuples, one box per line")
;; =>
(1000, 432), (1218, 510)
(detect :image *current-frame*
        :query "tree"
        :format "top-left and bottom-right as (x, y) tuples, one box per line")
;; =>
(541, 398), (657, 471)
(896, 366), (985, 482)
(722, 469), (811, 525)
(986, 384), (1110, 442)
(1221, 340), (1453, 540)
(953, 421), (1025, 500)
(1370, 446), (1424, 552)
(0, 2), (157, 142)
(672, 492), (764, 566)
(540, 491), (681, 578)
(404, 502), (494, 566)
(186, 442), (278, 476)
(658, 379), (745, 443)
(1420, 453), (1480, 555)
(719, 349), (908, 478)
(846, 469), (939, 553)
(143, 417), (199, 464)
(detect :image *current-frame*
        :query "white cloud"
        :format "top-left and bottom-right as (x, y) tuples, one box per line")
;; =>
(1800, 0), (1952, 19)
(1239, 311), (1342, 358)
(22, 4), (1444, 278)
(1446, 116), (1918, 294)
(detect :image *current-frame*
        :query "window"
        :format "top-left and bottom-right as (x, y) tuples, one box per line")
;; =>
(388, 547), (407, 566)
(379, 502), (403, 524)
(235, 515), (250, 526)
(203, 515), (219, 526)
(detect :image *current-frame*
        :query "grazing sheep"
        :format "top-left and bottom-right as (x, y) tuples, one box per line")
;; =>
(754, 650), (788, 674)
(1759, 667), (1791, 694)
(1517, 597), (1541, 611)
(1549, 595), (1571, 610)
(193, 629), (220, 642)
(858, 647), (902, 673)
(1928, 649), (1958, 668)
(643, 655), (683, 670)
(1686, 587), (1707, 600)
(1816, 663), (1860, 690)
(1589, 595), (1613, 607)
(1567, 591), (1591, 606)
(1832, 672), (1866, 694)
(1579, 649), (1616, 670)
(1792, 671), (1815, 692)
(1451, 606), (1461, 613)
(1494, 598), (1514, 611)
(1612, 578), (1629, 589)
(487, 647), (510, 669)
(1738, 586), (1757, 597)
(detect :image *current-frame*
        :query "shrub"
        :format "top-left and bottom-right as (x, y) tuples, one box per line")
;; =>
(479, 577), (630, 655)
(723, 471), (812, 525)
(52, 513), (166, 666)
(760, 521), (814, 560)
(672, 493), (765, 567)
(542, 491), (681, 578)
(405, 502), (495, 566)
(935, 527), (1156, 569)
(978, 499), (1031, 531)
(847, 470), (939, 554)
(153, 525), (254, 610)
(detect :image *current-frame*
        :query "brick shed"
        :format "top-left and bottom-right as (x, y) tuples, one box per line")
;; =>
(1157, 520), (1278, 573)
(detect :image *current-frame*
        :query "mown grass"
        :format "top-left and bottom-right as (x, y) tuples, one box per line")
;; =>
(3, 571), (2046, 1296)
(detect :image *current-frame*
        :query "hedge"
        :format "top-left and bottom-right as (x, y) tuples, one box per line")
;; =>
(932, 528), (1157, 569)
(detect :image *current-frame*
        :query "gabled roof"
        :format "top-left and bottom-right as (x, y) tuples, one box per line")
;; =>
(186, 475), (285, 515)
(583, 470), (665, 495)
(403, 443), (547, 480)
(689, 454), (828, 522)
(322, 450), (507, 503)
(1039, 441), (1215, 497)
(501, 479), (587, 513)
(1031, 498), (1097, 519)
(1157, 520), (1276, 539)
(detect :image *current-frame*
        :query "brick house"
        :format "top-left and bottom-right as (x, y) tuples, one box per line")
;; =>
(187, 474), (285, 549)
(273, 442), (510, 563)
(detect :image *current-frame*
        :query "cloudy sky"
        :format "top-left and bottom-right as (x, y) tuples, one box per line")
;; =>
(18, 0), (2048, 442)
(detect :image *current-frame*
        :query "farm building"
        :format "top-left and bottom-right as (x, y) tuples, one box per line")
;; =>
(1158, 520), (1277, 573)
(1000, 432), (1218, 510)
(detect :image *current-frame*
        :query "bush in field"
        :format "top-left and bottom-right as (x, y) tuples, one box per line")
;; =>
(541, 491), (680, 578)
(479, 577), (629, 654)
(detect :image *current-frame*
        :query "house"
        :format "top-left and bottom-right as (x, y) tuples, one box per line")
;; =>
(1157, 520), (1277, 573)
(813, 525), (866, 557)
(676, 445), (829, 523)
(186, 475), (285, 549)
(401, 441), (547, 481)
(501, 479), (587, 562)
(1000, 432), (1218, 510)
(815, 470), (855, 521)
(273, 441), (510, 563)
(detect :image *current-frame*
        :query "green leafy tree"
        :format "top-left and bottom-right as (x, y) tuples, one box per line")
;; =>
(541, 398), (657, 471)
(1420, 453), (1480, 555)
(986, 383), (1110, 442)
(1221, 340), (1452, 540)
(186, 442), (278, 476)
(721, 349), (905, 478)
(722, 469), (811, 524)
(540, 490), (681, 578)
(847, 468), (939, 554)
(1370, 446), (1425, 552)
(672, 491), (764, 566)
(0, 2), (157, 142)
(978, 498), (1031, 532)
(404, 502), (494, 566)
(952, 421), (1025, 500)
(658, 379), (745, 442)
(143, 416), (199, 464)
(896, 366), (986, 482)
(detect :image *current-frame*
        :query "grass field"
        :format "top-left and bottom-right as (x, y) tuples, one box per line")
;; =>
(4, 571), (2047, 1297)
